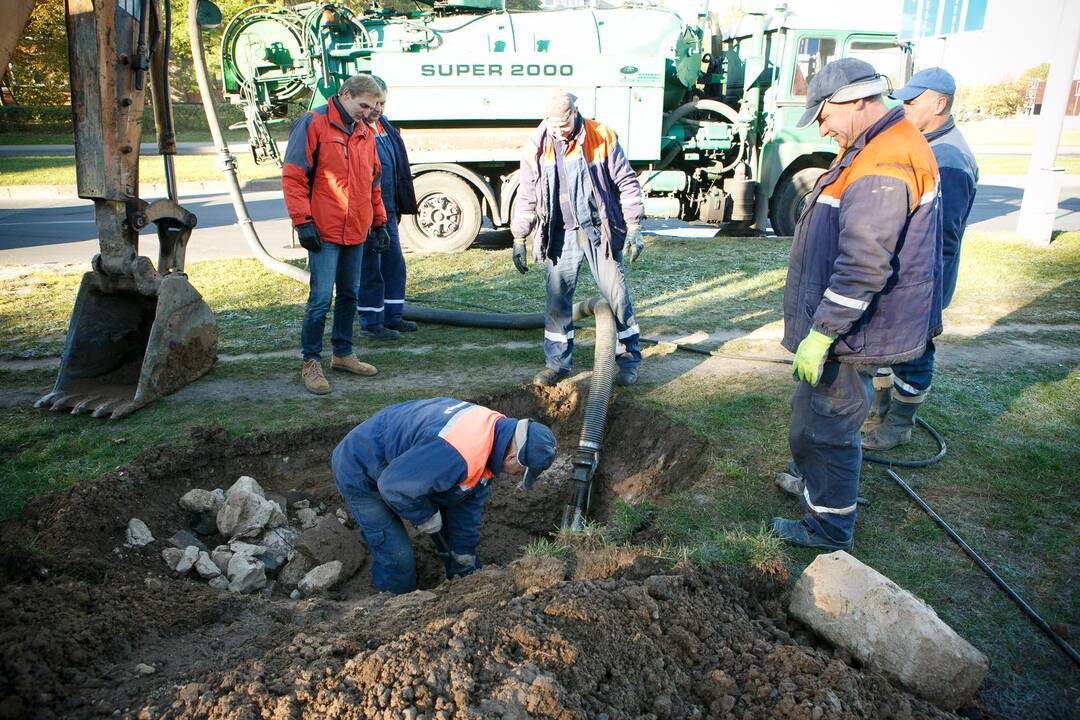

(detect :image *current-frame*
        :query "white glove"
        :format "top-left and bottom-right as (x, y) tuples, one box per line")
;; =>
(416, 512), (442, 535)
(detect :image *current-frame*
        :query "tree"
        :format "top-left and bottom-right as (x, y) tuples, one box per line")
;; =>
(7, 0), (68, 105)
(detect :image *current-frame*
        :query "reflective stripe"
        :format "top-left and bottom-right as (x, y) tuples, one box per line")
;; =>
(919, 188), (937, 205)
(357, 305), (384, 312)
(384, 299), (405, 304)
(823, 288), (869, 311)
(617, 324), (640, 340)
(803, 487), (857, 516)
(438, 405), (504, 490)
(544, 329), (574, 343)
(892, 377), (929, 399)
(816, 194), (841, 207)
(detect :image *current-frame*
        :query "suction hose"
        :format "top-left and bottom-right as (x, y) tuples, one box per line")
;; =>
(563, 297), (616, 531)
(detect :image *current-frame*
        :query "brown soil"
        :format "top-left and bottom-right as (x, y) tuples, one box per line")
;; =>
(0, 384), (956, 720)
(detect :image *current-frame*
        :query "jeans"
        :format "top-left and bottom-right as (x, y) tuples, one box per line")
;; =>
(334, 470), (489, 593)
(358, 213), (407, 329)
(889, 338), (936, 398)
(544, 228), (641, 372)
(300, 241), (364, 360)
(788, 362), (872, 545)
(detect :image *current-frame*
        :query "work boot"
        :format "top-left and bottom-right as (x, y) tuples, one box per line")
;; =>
(359, 324), (401, 341)
(615, 366), (638, 386)
(386, 319), (418, 332)
(302, 359), (331, 395)
(533, 367), (569, 386)
(331, 354), (378, 377)
(769, 518), (851, 552)
(862, 394), (921, 451)
(774, 461), (804, 497)
(861, 375), (893, 433)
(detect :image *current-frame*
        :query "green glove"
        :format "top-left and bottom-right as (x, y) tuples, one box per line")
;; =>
(792, 329), (834, 385)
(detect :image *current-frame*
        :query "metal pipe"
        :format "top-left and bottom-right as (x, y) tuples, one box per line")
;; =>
(885, 469), (1080, 668)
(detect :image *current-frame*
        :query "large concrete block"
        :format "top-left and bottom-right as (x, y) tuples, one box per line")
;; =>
(789, 551), (988, 710)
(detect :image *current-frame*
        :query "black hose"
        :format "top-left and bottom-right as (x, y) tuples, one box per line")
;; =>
(885, 469), (1080, 668)
(403, 300), (596, 330)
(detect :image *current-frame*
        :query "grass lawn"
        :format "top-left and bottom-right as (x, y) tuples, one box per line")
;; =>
(0, 153), (282, 185)
(976, 154), (1080, 175)
(0, 129), (285, 145)
(958, 118), (1080, 147)
(1, 231), (1078, 717)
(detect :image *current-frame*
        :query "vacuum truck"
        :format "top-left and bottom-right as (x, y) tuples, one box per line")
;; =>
(217, 0), (912, 251)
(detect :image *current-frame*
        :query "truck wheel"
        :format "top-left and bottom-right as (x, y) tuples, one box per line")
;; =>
(770, 166), (827, 236)
(399, 172), (482, 253)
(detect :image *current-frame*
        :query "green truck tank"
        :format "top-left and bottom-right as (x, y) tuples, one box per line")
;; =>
(218, 1), (911, 251)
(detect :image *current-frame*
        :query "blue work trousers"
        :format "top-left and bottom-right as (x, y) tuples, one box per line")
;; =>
(544, 228), (641, 372)
(300, 242), (364, 361)
(789, 362), (872, 546)
(889, 239), (957, 397)
(334, 471), (488, 593)
(358, 213), (407, 329)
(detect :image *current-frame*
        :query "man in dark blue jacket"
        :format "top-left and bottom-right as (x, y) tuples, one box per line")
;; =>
(332, 398), (557, 593)
(357, 77), (420, 341)
(863, 68), (979, 450)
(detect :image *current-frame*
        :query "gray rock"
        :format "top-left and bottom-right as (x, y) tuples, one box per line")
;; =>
(217, 490), (275, 539)
(174, 545), (200, 575)
(335, 508), (350, 525)
(178, 489), (222, 513)
(226, 553), (267, 593)
(228, 540), (266, 557)
(296, 516), (367, 579)
(278, 554), (315, 589)
(267, 506), (288, 529)
(211, 546), (234, 574)
(260, 527), (299, 559)
(208, 575), (230, 590)
(789, 551), (988, 710)
(290, 589), (302, 600)
(125, 518), (154, 547)
(296, 507), (319, 530)
(195, 551), (222, 579)
(161, 547), (184, 571)
(168, 530), (208, 553)
(134, 663), (156, 676)
(299, 561), (343, 596)
(292, 499), (311, 509)
(260, 548), (287, 575)
(227, 475), (265, 499)
(211, 488), (226, 506)
(188, 511), (217, 537)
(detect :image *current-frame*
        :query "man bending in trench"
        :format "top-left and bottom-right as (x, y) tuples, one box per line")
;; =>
(332, 398), (557, 593)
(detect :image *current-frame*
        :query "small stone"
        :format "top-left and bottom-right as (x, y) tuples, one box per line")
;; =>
(228, 540), (266, 558)
(260, 548), (287, 575)
(217, 491), (275, 539)
(260, 527), (299, 559)
(290, 589), (301, 600)
(125, 518), (154, 547)
(168, 530), (208, 553)
(278, 555), (315, 589)
(134, 664), (155, 676)
(161, 547), (184, 571)
(208, 576), (230, 590)
(299, 561), (343, 596)
(211, 488), (226, 506)
(645, 575), (678, 602)
(188, 511), (217, 536)
(296, 516), (367, 578)
(335, 508), (349, 525)
(227, 553), (267, 593)
(292, 499), (311, 509)
(296, 508), (319, 530)
(175, 545), (200, 575)
(211, 546), (234, 573)
(179, 489), (221, 513)
(195, 551), (221, 579)
(227, 476), (265, 499)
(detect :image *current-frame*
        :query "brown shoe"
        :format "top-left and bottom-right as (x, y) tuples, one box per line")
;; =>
(331, 354), (378, 377)
(302, 359), (331, 395)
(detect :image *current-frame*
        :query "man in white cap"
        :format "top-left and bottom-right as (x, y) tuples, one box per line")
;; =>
(862, 67), (980, 450)
(511, 90), (646, 387)
(771, 58), (943, 551)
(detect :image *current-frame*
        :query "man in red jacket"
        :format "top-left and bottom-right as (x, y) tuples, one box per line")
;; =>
(283, 74), (389, 395)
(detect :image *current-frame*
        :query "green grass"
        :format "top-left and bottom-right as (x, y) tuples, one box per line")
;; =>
(958, 118), (1080, 147)
(975, 154), (1080, 175)
(0, 129), (279, 146)
(0, 230), (1077, 717)
(0, 153), (282, 185)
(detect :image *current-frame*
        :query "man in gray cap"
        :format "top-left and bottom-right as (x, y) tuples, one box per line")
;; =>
(771, 58), (943, 551)
(511, 90), (646, 387)
(862, 67), (980, 450)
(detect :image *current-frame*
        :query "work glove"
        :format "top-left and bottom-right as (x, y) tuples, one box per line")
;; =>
(295, 222), (321, 253)
(792, 328), (834, 386)
(624, 225), (645, 263)
(415, 511), (443, 535)
(512, 238), (529, 274)
(368, 224), (391, 254)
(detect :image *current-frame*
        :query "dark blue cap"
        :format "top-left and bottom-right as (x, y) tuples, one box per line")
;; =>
(891, 67), (957, 101)
(514, 419), (557, 490)
(797, 58), (889, 129)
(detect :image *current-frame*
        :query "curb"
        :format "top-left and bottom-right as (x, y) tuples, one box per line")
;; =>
(0, 177), (281, 200)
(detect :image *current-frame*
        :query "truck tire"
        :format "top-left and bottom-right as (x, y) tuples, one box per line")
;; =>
(770, 166), (827, 237)
(399, 172), (482, 253)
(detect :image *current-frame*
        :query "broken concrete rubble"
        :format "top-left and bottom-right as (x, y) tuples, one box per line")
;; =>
(299, 561), (343, 596)
(296, 516), (366, 579)
(178, 488), (222, 514)
(125, 518), (154, 547)
(227, 476), (265, 499)
(226, 553), (267, 594)
(174, 546), (200, 575)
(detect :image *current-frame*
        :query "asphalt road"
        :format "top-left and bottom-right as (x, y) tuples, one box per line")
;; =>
(1, 178), (1079, 266)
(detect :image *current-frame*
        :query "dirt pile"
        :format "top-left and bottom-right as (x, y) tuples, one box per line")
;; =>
(0, 385), (958, 719)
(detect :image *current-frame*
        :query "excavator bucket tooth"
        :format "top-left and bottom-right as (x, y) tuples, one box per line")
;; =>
(37, 271), (217, 419)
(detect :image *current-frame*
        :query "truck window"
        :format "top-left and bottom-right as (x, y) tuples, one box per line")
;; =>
(791, 37), (836, 96)
(846, 40), (907, 93)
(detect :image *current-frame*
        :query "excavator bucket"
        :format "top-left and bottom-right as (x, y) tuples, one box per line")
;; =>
(36, 271), (217, 419)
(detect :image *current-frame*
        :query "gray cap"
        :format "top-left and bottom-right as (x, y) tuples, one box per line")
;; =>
(514, 419), (557, 490)
(891, 67), (957, 101)
(797, 58), (889, 129)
